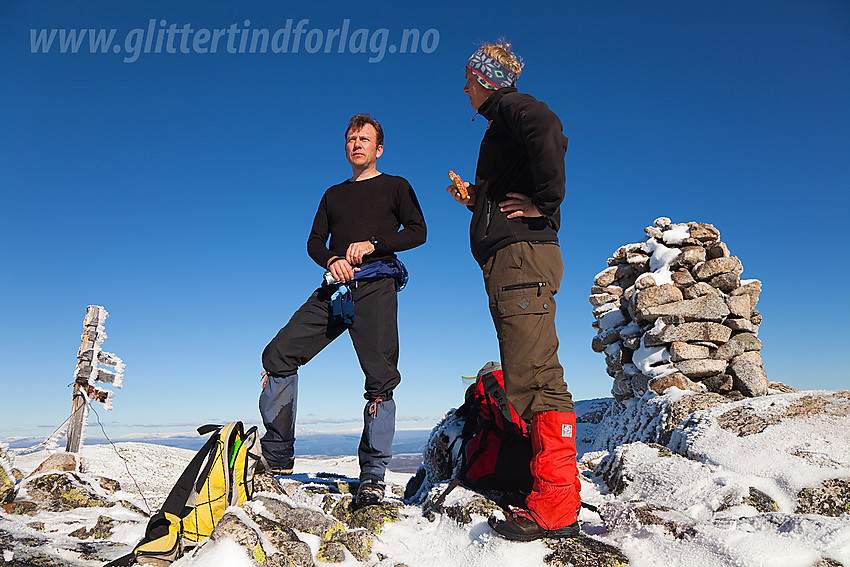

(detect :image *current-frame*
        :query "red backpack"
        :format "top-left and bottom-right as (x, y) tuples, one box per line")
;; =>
(424, 362), (534, 513)
(457, 363), (533, 493)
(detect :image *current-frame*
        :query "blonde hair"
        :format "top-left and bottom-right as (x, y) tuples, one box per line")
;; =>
(479, 40), (524, 77)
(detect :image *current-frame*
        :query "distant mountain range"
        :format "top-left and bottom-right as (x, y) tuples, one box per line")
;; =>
(4, 429), (431, 473)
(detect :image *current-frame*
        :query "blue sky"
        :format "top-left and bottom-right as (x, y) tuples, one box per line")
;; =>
(1, 1), (848, 443)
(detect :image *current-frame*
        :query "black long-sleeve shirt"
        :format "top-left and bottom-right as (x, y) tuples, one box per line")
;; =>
(307, 173), (427, 269)
(469, 87), (568, 266)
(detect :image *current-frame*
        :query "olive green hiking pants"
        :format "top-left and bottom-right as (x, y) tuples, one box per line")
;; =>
(482, 241), (575, 420)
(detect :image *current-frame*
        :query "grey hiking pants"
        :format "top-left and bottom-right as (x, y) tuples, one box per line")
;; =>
(259, 277), (400, 481)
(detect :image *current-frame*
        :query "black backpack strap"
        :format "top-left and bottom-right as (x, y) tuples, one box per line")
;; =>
(103, 552), (137, 567)
(159, 429), (220, 517)
(478, 371), (515, 426)
(196, 423), (221, 436)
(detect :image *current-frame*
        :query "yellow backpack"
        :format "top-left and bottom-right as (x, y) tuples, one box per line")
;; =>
(105, 422), (263, 566)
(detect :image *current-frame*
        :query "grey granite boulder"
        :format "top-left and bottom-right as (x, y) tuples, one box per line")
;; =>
(634, 284), (683, 311)
(645, 320), (732, 346)
(637, 295), (730, 323)
(729, 351), (769, 396)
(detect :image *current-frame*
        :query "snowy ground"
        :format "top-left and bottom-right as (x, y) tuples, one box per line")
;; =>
(3, 390), (850, 566)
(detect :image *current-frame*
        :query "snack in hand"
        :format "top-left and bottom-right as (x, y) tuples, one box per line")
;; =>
(448, 170), (469, 199)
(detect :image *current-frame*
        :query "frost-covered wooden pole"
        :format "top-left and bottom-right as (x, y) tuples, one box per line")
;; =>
(66, 306), (125, 453)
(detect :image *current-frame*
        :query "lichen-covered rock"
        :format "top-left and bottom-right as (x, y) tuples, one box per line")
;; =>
(253, 493), (294, 515)
(24, 473), (113, 512)
(68, 526), (89, 539)
(2, 501), (38, 515)
(265, 546), (316, 567)
(730, 332), (762, 351)
(261, 498), (345, 542)
(443, 495), (501, 526)
(599, 500), (695, 539)
(716, 407), (776, 436)
(742, 487), (778, 513)
(316, 541), (347, 563)
(337, 529), (373, 562)
(796, 479), (850, 517)
(245, 509), (302, 550)
(2, 551), (72, 566)
(714, 393), (850, 440)
(330, 494), (355, 524)
(1, 449), (16, 505)
(209, 513), (265, 560)
(712, 340), (746, 361)
(69, 515), (116, 540)
(346, 501), (401, 534)
(597, 442), (676, 496)
(811, 558), (844, 567)
(95, 477), (120, 493)
(1, 473), (17, 505)
(253, 471), (287, 496)
(116, 499), (148, 517)
(544, 534), (630, 566)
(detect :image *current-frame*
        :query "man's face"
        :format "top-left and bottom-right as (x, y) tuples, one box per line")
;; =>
(345, 124), (383, 169)
(464, 68), (493, 111)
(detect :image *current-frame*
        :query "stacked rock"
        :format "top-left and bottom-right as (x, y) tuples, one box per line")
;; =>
(590, 218), (768, 402)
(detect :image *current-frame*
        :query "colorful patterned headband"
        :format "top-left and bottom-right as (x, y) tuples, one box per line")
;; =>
(466, 50), (518, 90)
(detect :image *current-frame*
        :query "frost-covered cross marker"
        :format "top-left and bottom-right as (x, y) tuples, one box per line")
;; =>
(66, 305), (125, 453)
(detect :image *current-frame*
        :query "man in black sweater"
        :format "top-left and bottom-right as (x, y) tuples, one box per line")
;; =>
(262, 114), (426, 506)
(447, 42), (581, 540)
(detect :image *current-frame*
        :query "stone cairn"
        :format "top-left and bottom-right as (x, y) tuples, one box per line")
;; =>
(590, 217), (768, 402)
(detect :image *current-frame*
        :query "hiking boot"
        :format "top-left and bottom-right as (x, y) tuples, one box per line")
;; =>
(488, 508), (580, 541)
(355, 481), (385, 507)
(256, 460), (293, 477)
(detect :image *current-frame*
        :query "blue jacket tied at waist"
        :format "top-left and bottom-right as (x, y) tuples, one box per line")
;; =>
(324, 259), (409, 325)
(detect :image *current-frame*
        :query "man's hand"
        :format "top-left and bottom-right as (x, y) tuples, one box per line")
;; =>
(328, 257), (358, 283)
(346, 240), (376, 266)
(499, 192), (542, 218)
(447, 182), (476, 206)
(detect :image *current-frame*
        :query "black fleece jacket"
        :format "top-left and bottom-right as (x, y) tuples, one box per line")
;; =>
(469, 87), (568, 266)
(307, 173), (427, 269)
